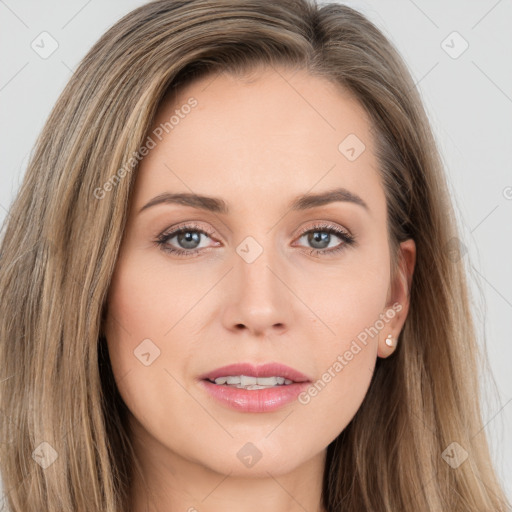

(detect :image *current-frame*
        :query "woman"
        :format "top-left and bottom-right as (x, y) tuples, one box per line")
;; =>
(0, 0), (509, 510)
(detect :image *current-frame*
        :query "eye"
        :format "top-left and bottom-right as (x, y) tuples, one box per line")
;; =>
(154, 221), (356, 258)
(154, 222), (219, 257)
(294, 222), (356, 257)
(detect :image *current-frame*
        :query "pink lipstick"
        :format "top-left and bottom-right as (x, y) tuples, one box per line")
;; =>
(198, 362), (312, 413)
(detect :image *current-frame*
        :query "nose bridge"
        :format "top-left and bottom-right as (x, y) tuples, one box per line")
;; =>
(223, 232), (293, 334)
(235, 233), (281, 302)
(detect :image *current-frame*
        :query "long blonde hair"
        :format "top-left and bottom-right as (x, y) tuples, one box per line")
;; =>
(0, 0), (509, 510)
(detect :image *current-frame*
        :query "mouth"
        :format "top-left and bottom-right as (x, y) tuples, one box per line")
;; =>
(197, 362), (312, 412)
(199, 361), (311, 388)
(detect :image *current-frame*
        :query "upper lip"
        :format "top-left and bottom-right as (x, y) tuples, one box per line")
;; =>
(199, 362), (312, 383)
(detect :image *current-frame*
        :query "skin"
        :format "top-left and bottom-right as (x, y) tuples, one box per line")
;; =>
(104, 65), (416, 512)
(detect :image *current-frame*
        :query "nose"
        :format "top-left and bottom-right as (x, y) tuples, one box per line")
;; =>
(221, 241), (294, 337)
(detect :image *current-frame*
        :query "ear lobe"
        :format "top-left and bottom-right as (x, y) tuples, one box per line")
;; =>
(377, 329), (399, 358)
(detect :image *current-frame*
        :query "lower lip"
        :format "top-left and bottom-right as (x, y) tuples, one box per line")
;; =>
(199, 379), (310, 413)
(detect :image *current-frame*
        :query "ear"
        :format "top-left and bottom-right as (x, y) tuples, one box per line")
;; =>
(377, 238), (416, 358)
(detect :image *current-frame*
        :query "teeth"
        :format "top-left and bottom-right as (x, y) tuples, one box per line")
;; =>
(212, 375), (294, 387)
(241, 375), (257, 386)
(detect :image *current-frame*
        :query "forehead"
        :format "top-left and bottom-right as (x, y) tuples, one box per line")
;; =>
(131, 66), (383, 217)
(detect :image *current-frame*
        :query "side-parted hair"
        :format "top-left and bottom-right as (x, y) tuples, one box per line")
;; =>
(0, 0), (509, 510)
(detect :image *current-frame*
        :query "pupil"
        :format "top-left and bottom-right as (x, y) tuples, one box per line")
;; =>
(309, 231), (329, 249)
(178, 231), (200, 249)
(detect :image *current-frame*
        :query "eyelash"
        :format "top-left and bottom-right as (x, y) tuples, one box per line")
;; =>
(154, 221), (356, 258)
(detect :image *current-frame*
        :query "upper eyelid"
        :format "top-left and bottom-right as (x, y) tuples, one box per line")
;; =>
(298, 222), (350, 235)
(161, 222), (215, 237)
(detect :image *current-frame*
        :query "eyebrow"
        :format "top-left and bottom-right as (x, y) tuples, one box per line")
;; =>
(138, 187), (369, 215)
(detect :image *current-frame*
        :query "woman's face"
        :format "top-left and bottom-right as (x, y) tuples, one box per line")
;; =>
(105, 66), (414, 480)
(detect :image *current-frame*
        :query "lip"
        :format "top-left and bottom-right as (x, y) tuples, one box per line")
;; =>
(198, 362), (312, 383)
(197, 362), (312, 413)
(199, 380), (310, 413)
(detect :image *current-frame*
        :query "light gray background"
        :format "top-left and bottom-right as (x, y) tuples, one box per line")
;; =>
(1, 0), (510, 505)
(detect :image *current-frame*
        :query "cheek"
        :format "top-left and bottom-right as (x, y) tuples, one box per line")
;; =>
(103, 253), (201, 441)
(103, 246), (213, 392)
(103, 252), (180, 398)
(291, 242), (390, 437)
(105, 248), (206, 345)
(294, 294), (383, 450)
(295, 238), (391, 350)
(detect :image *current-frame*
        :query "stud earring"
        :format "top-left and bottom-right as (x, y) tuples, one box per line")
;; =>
(385, 334), (394, 347)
